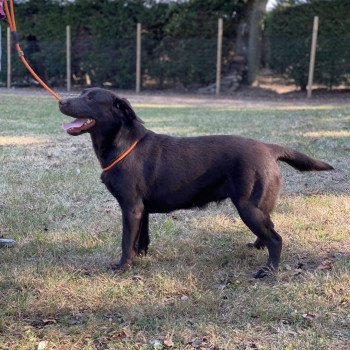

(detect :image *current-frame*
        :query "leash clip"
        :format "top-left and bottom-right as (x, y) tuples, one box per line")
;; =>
(17, 50), (24, 57)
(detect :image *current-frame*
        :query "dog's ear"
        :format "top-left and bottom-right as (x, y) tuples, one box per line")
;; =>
(113, 97), (144, 124)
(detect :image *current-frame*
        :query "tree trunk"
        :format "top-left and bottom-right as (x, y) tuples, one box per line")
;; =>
(246, 0), (268, 85)
(235, 0), (254, 59)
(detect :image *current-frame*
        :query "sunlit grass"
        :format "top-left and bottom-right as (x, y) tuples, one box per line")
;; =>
(0, 136), (49, 146)
(303, 130), (350, 138)
(133, 103), (191, 109)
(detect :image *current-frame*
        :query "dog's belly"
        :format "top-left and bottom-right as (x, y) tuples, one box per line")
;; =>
(145, 179), (230, 213)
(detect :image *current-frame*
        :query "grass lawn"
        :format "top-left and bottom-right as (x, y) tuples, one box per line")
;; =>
(0, 93), (349, 349)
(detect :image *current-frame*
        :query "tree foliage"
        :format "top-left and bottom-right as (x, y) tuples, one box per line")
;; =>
(266, 0), (350, 89)
(1, 0), (246, 89)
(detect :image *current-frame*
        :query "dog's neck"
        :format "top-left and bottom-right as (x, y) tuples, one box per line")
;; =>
(91, 121), (147, 169)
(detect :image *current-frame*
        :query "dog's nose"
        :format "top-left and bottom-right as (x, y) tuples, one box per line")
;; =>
(59, 99), (68, 106)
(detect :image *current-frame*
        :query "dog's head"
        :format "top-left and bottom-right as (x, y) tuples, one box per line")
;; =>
(59, 88), (142, 136)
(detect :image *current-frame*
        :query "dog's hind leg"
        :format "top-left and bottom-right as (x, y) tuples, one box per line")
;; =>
(234, 199), (282, 278)
(137, 212), (150, 256)
(229, 173), (282, 277)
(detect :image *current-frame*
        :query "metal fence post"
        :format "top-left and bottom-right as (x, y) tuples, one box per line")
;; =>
(7, 26), (11, 89)
(66, 25), (71, 92)
(136, 23), (141, 93)
(216, 18), (223, 96)
(307, 16), (319, 99)
(0, 25), (2, 73)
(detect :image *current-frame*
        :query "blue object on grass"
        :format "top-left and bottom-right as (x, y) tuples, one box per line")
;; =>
(0, 238), (16, 247)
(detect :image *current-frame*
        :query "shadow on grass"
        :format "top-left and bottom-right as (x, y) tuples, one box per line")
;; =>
(1, 213), (349, 348)
(1, 216), (348, 284)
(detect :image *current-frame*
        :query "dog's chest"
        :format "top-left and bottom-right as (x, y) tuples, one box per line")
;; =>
(100, 172), (121, 199)
(100, 171), (136, 203)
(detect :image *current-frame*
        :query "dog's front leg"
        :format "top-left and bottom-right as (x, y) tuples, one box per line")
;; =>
(115, 203), (144, 270)
(137, 212), (149, 256)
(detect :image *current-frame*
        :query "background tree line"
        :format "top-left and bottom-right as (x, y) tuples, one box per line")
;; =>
(1, 0), (246, 89)
(267, 0), (350, 89)
(0, 0), (349, 90)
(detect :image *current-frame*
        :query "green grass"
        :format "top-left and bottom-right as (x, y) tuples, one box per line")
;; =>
(0, 94), (349, 349)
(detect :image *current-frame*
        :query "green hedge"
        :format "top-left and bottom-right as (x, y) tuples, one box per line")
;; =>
(266, 0), (350, 89)
(0, 0), (243, 89)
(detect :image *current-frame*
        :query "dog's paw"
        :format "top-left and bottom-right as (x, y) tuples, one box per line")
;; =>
(137, 249), (148, 257)
(254, 266), (273, 279)
(109, 261), (132, 272)
(247, 241), (265, 250)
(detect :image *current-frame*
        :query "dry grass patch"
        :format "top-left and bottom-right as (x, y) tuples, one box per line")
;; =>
(0, 136), (49, 146)
(304, 130), (350, 138)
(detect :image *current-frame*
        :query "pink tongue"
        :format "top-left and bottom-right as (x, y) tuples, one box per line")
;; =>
(62, 118), (89, 131)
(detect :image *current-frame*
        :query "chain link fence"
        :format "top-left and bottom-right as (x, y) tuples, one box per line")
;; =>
(0, 24), (236, 93)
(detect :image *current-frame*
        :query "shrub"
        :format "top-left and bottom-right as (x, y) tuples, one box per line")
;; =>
(266, 0), (350, 89)
(0, 0), (243, 89)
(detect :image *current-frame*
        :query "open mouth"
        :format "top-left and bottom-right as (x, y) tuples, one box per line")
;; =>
(62, 118), (96, 135)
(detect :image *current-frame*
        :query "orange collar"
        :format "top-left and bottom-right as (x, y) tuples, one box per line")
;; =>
(102, 140), (139, 173)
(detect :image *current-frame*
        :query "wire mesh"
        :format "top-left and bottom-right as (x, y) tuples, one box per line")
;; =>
(0, 26), (236, 92)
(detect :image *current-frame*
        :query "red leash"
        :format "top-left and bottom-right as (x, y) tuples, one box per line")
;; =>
(102, 140), (139, 172)
(3, 0), (61, 100)
(2, 0), (140, 171)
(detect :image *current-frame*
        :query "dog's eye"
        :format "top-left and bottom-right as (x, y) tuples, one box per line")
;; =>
(86, 96), (94, 101)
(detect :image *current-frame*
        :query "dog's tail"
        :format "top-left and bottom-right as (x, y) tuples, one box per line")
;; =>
(269, 144), (334, 172)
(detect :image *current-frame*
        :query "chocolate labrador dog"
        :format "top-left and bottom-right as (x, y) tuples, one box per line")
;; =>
(59, 88), (333, 278)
